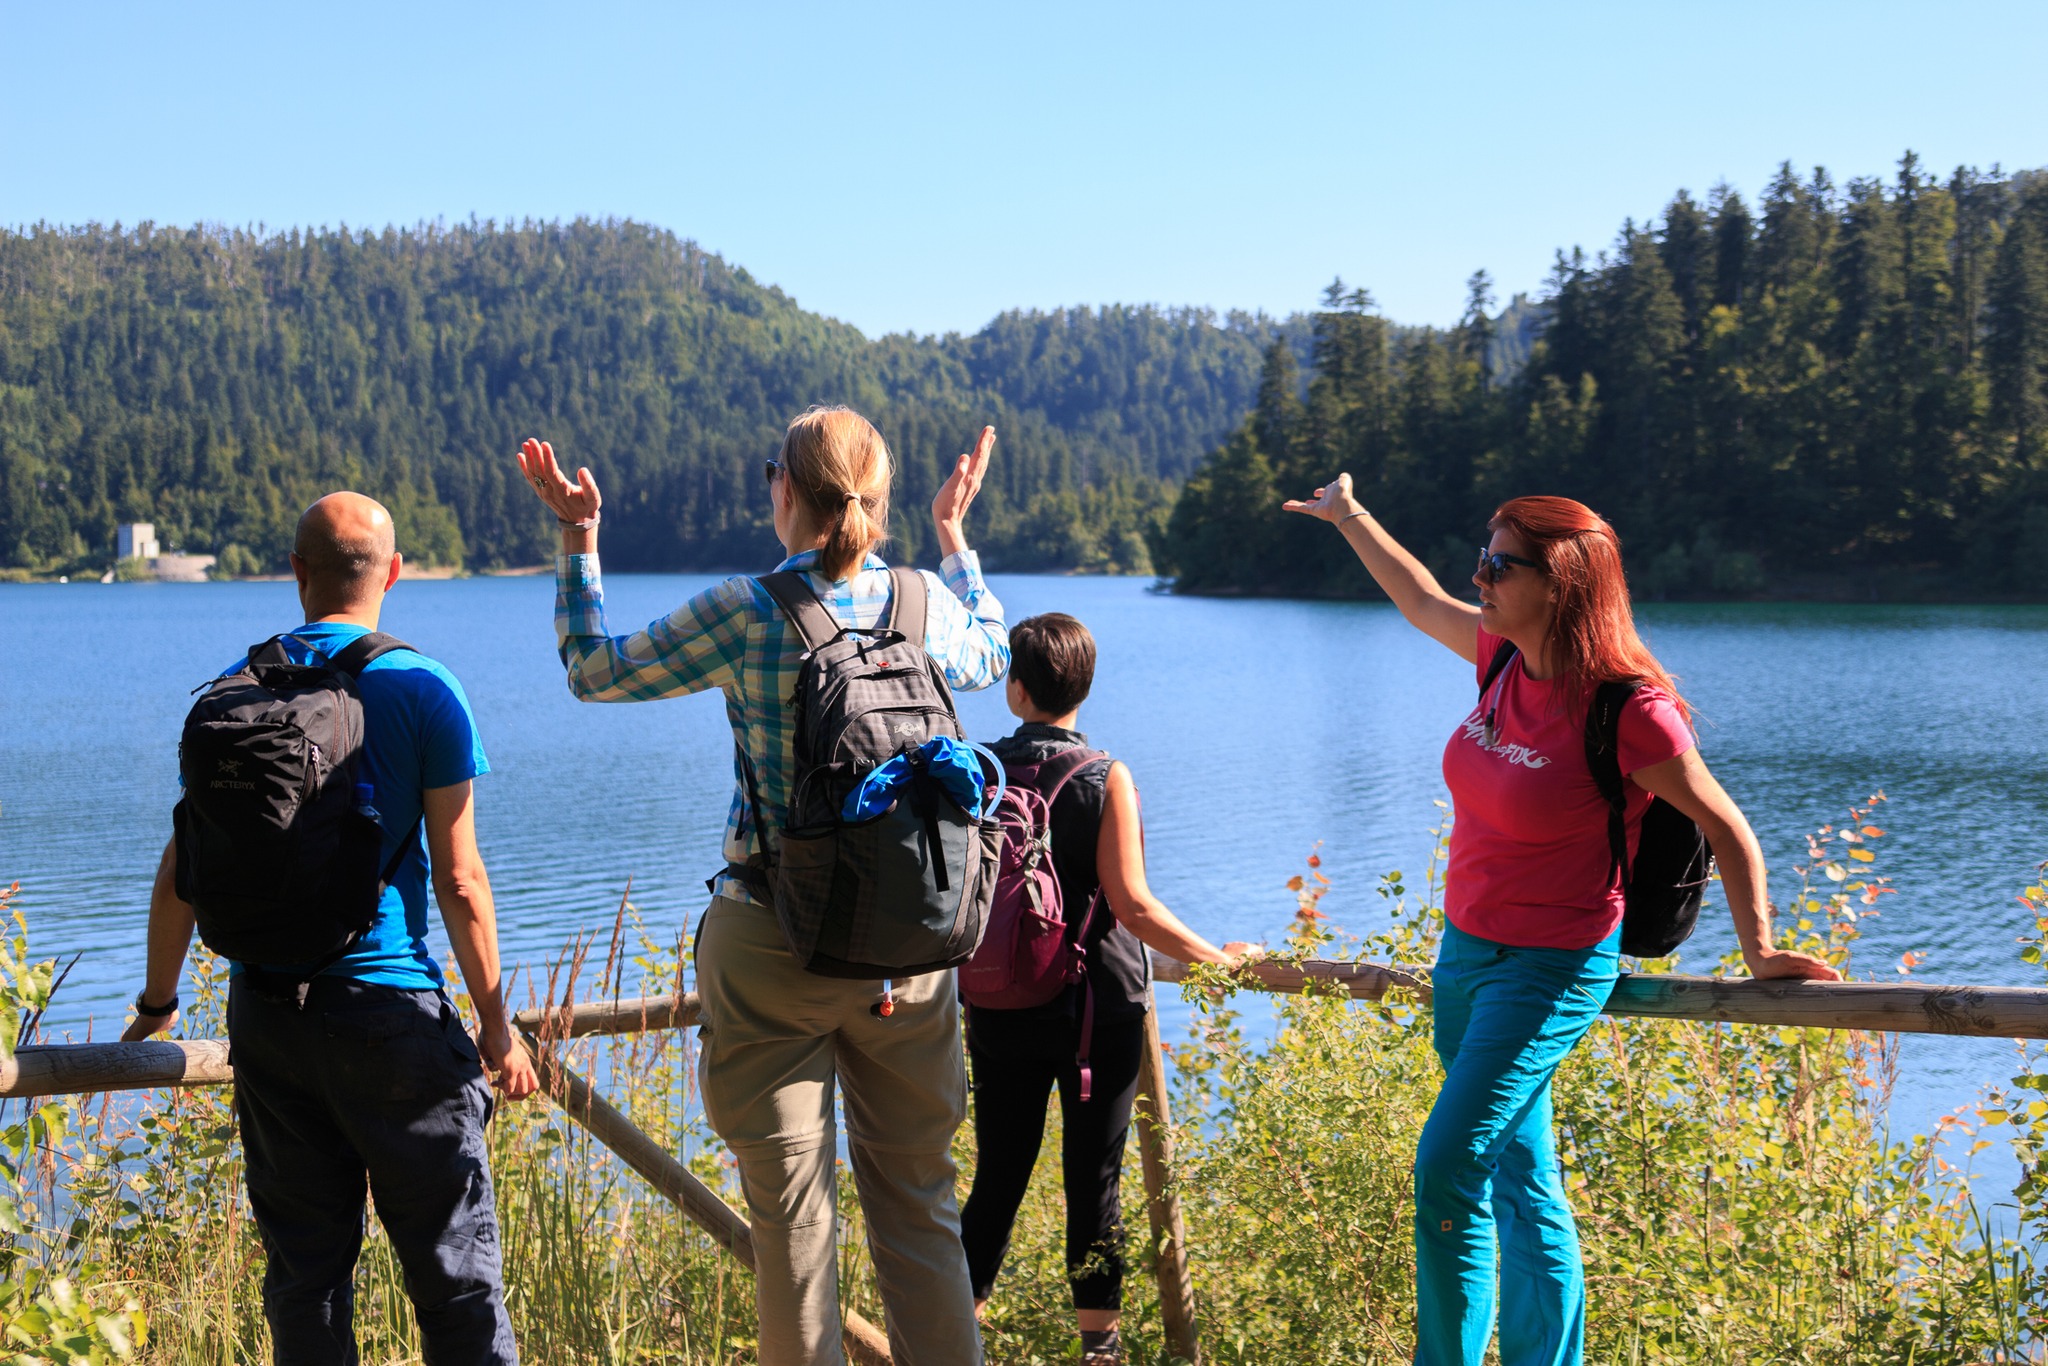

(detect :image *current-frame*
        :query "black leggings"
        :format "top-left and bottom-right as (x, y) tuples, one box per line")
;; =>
(958, 1011), (1147, 1311)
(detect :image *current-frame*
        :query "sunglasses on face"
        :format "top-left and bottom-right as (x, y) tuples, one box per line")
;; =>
(763, 458), (782, 485)
(1476, 547), (1544, 584)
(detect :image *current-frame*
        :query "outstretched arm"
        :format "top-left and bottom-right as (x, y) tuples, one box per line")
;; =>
(424, 781), (539, 1099)
(1097, 764), (1252, 966)
(1282, 473), (1480, 664)
(518, 437), (747, 702)
(1630, 750), (1839, 981)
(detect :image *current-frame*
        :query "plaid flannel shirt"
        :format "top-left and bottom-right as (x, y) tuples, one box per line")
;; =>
(555, 548), (1009, 907)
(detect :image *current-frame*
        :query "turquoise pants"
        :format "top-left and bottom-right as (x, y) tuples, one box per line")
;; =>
(1413, 921), (1621, 1366)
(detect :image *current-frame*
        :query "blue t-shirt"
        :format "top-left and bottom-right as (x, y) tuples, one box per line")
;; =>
(216, 623), (490, 990)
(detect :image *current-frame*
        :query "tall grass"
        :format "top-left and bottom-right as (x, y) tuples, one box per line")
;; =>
(0, 791), (2043, 1363)
(1163, 797), (2048, 1363)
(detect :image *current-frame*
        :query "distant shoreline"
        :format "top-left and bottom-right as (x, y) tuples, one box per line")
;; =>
(0, 562), (541, 586)
(9, 565), (2044, 605)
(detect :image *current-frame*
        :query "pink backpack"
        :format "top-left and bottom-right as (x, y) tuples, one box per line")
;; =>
(959, 747), (1109, 993)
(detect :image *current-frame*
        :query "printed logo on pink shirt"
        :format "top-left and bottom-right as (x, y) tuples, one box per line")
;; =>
(1459, 712), (1551, 769)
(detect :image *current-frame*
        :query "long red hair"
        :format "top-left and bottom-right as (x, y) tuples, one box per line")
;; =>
(1490, 496), (1691, 723)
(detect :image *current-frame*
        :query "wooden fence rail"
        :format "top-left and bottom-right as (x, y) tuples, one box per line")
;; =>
(6, 958), (2046, 1366)
(0, 1038), (232, 1099)
(1146, 955), (2048, 1038)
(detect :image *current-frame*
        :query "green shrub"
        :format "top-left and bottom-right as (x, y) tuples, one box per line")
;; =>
(207, 545), (264, 580)
(1160, 800), (2044, 1362)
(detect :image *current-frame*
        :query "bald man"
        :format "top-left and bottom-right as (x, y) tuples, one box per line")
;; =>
(127, 492), (535, 1365)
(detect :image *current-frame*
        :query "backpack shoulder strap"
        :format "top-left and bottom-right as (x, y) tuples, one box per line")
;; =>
(756, 571), (841, 652)
(1031, 746), (1109, 808)
(329, 632), (417, 677)
(1583, 680), (1639, 891)
(245, 634), (295, 668)
(1478, 637), (1519, 699)
(886, 567), (929, 649)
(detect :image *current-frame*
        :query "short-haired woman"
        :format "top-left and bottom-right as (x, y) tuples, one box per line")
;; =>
(1282, 478), (1839, 1366)
(518, 409), (1010, 1366)
(958, 612), (1250, 1366)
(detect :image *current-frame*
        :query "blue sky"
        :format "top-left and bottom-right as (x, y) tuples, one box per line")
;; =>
(5, 1), (2044, 338)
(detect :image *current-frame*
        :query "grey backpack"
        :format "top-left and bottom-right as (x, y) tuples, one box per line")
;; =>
(726, 568), (1002, 979)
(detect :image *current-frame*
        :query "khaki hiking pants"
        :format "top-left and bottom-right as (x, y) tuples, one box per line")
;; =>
(694, 895), (982, 1366)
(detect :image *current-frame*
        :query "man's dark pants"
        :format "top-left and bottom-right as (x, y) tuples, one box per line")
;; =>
(228, 976), (517, 1365)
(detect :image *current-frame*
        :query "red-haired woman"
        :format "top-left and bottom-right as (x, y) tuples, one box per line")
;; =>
(1283, 476), (1838, 1366)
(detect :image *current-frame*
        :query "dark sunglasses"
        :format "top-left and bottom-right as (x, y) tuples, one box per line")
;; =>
(1476, 547), (1544, 583)
(762, 457), (782, 485)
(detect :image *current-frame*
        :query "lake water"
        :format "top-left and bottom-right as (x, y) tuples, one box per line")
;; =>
(5, 575), (2047, 1157)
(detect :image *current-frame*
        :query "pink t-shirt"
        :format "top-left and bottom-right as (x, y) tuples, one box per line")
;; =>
(1441, 628), (1695, 949)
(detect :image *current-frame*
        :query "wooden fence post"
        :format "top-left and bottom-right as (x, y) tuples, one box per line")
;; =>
(521, 1031), (894, 1366)
(1135, 983), (1201, 1364)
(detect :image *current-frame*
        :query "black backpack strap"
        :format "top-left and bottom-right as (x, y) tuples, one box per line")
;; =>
(1583, 681), (1639, 892)
(329, 631), (416, 676)
(1477, 637), (1519, 699)
(246, 634), (296, 668)
(715, 743), (778, 903)
(885, 567), (929, 649)
(1026, 746), (1109, 808)
(756, 571), (842, 652)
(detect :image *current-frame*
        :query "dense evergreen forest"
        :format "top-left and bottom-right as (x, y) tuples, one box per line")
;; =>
(0, 220), (1299, 576)
(1162, 156), (2048, 599)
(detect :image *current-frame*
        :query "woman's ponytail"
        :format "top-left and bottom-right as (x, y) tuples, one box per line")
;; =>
(777, 407), (895, 579)
(825, 490), (880, 582)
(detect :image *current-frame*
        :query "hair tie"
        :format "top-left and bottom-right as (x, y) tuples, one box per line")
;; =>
(844, 492), (861, 505)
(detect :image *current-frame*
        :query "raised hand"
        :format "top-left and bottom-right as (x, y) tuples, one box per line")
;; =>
(933, 425), (995, 557)
(516, 438), (602, 526)
(1281, 472), (1365, 523)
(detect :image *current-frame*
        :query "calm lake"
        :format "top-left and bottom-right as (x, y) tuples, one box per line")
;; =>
(5, 575), (2047, 1156)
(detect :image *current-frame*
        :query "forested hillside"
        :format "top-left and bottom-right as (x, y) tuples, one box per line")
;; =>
(1162, 156), (2048, 599)
(0, 220), (1289, 575)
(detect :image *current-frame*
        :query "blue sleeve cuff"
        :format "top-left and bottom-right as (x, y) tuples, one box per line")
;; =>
(557, 552), (607, 638)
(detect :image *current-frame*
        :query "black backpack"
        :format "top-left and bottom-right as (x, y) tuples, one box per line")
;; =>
(173, 632), (419, 973)
(726, 569), (1001, 979)
(1479, 641), (1712, 957)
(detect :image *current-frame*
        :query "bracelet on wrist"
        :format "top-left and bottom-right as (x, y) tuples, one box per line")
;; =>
(1338, 509), (1372, 526)
(558, 512), (601, 530)
(135, 990), (179, 1017)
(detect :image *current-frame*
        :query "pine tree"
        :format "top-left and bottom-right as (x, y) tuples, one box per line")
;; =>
(1460, 270), (1497, 388)
(1988, 183), (2048, 468)
(1709, 183), (1753, 309)
(1658, 191), (1714, 343)
(1254, 338), (1302, 458)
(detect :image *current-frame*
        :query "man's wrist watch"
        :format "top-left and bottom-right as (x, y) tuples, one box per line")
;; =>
(135, 990), (179, 1017)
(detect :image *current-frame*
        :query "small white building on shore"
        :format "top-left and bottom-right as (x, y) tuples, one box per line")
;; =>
(116, 523), (159, 560)
(113, 522), (216, 582)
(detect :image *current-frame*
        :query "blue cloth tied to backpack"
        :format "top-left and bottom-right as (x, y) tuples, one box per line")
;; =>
(842, 737), (999, 822)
